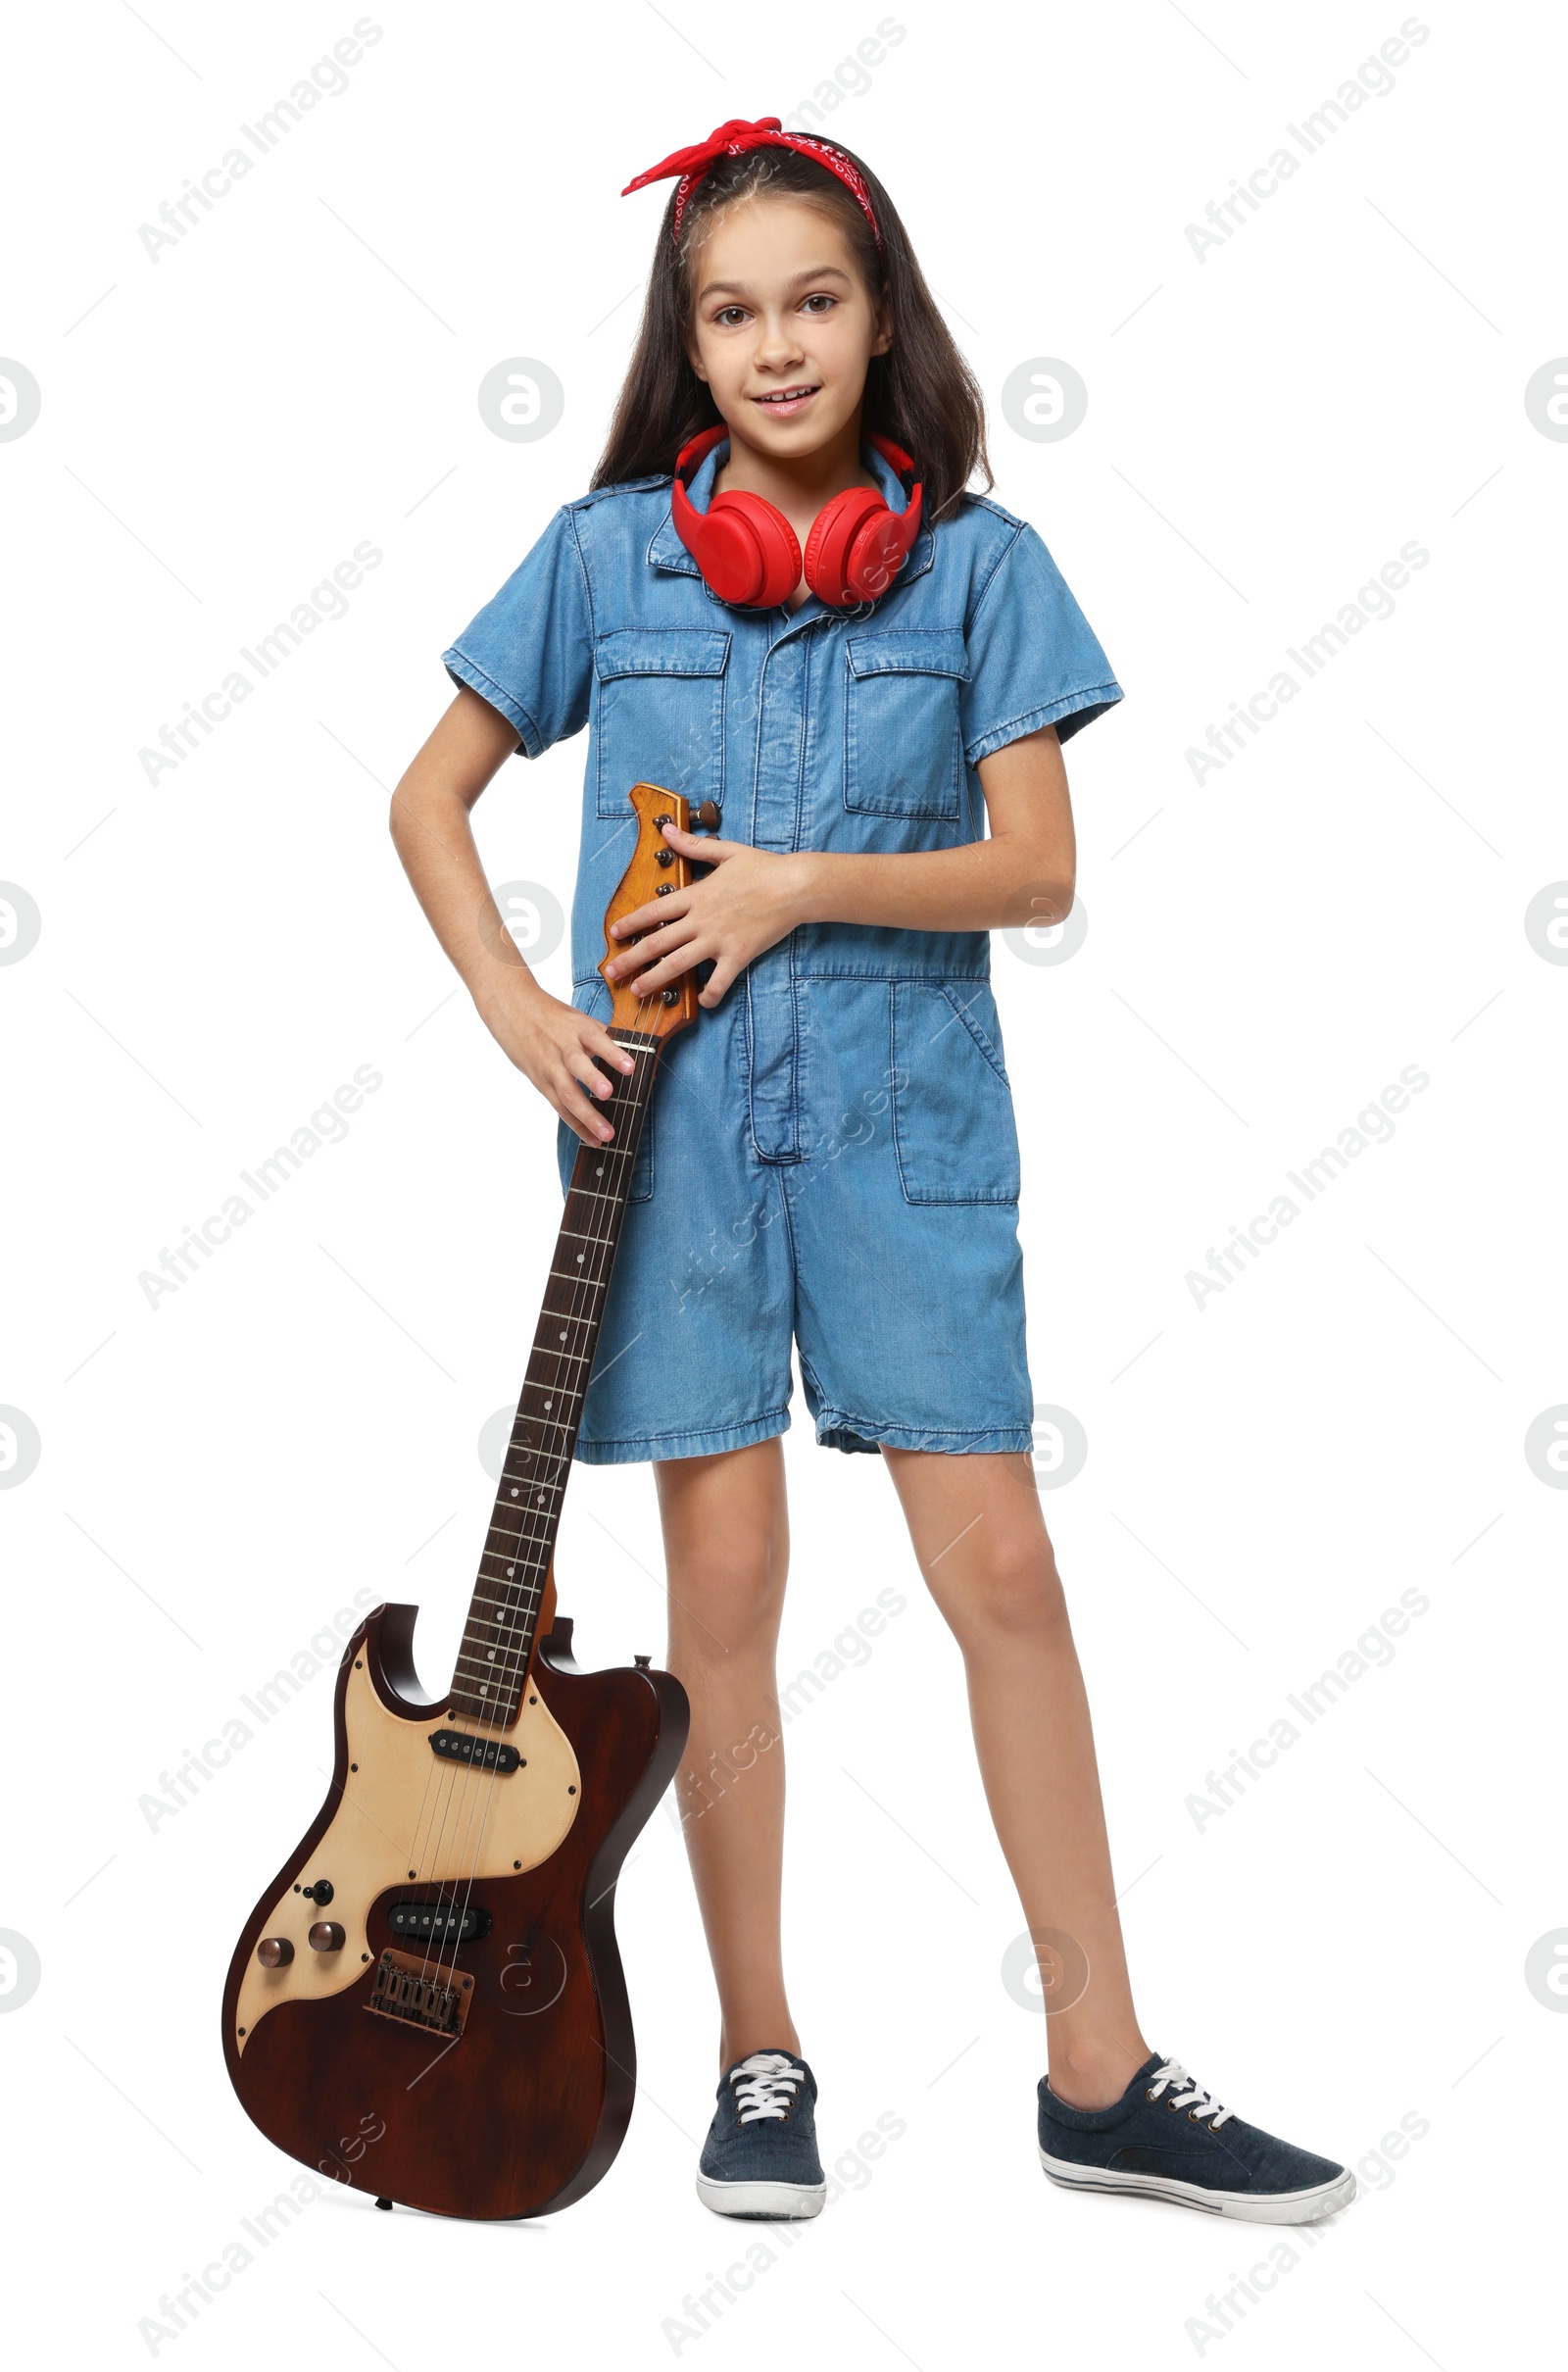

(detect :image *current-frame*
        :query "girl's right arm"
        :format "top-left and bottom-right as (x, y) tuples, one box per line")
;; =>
(388, 686), (635, 1146)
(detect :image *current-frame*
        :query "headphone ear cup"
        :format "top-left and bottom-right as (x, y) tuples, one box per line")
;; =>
(706, 491), (801, 607)
(843, 502), (920, 603)
(803, 486), (886, 606)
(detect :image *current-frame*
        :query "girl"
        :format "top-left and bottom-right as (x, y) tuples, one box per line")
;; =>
(391, 117), (1350, 2228)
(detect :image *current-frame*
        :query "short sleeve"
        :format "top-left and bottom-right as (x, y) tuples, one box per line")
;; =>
(959, 523), (1123, 766)
(441, 506), (594, 760)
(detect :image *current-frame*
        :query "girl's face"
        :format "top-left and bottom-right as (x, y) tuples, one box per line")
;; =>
(685, 196), (890, 463)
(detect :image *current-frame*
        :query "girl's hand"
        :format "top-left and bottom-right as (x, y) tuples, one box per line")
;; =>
(476, 972), (636, 1146)
(604, 822), (813, 1007)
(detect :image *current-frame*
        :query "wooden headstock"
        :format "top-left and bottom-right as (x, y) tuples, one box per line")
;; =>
(598, 782), (708, 1039)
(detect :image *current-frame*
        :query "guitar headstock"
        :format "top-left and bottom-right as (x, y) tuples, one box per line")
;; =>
(598, 783), (708, 1039)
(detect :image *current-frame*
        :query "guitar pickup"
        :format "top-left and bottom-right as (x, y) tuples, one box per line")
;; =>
(430, 1729), (519, 1773)
(388, 1902), (491, 1945)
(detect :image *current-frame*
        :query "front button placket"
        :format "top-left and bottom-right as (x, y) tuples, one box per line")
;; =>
(746, 610), (824, 1165)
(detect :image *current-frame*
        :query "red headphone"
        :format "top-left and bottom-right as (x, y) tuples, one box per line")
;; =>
(670, 425), (923, 608)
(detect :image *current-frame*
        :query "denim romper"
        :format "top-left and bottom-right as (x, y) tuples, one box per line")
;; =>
(443, 438), (1122, 1463)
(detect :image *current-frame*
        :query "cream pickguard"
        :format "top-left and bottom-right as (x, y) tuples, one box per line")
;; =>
(233, 1659), (580, 2052)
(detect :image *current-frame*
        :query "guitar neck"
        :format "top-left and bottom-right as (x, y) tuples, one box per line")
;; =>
(449, 1028), (662, 1726)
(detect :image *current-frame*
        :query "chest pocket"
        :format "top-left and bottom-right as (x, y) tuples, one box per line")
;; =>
(844, 629), (969, 821)
(593, 629), (729, 822)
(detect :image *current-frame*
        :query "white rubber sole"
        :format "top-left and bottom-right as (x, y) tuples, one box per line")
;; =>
(696, 2172), (827, 2220)
(1040, 2147), (1355, 2225)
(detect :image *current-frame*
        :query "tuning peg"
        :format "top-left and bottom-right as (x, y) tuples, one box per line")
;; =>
(692, 801), (721, 829)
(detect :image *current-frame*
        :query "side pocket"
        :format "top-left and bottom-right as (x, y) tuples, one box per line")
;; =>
(556, 978), (653, 1203)
(890, 982), (1020, 1206)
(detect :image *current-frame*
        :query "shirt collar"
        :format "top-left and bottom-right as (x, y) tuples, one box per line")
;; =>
(645, 432), (935, 601)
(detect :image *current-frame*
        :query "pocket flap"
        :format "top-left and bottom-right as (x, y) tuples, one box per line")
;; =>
(845, 628), (968, 682)
(594, 628), (731, 682)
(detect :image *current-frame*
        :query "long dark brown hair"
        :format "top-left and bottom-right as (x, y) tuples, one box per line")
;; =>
(591, 142), (991, 522)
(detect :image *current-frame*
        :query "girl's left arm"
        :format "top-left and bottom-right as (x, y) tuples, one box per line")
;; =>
(605, 723), (1076, 1008)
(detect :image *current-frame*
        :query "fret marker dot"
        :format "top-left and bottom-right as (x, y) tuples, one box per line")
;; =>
(510, 1488), (518, 1498)
(575, 1253), (584, 1264)
(507, 1567), (514, 1577)
(558, 1329), (567, 1341)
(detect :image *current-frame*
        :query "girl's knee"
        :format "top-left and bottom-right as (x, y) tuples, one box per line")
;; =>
(929, 1532), (1067, 1645)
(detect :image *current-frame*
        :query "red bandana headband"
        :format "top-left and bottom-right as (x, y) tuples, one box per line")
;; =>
(622, 116), (883, 253)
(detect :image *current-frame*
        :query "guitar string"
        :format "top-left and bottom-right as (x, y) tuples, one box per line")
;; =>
(408, 955), (667, 2001)
(420, 806), (701, 1989)
(401, 1034), (647, 1987)
(410, 1025), (653, 1989)
(416, 1006), (661, 2000)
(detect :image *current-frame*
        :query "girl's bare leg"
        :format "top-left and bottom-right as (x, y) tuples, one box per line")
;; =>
(881, 1446), (1152, 2109)
(655, 1437), (799, 2069)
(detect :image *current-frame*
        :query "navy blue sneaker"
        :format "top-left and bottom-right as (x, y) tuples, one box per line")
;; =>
(1038, 2053), (1354, 2224)
(696, 2050), (827, 2219)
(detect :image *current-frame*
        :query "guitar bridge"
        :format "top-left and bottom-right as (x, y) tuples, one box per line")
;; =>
(366, 1948), (473, 2039)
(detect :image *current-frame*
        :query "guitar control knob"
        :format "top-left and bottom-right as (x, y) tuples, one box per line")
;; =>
(257, 1936), (294, 1968)
(303, 1879), (334, 1905)
(308, 1922), (346, 1953)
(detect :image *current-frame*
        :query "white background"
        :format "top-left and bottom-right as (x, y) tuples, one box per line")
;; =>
(4, 2), (1564, 2365)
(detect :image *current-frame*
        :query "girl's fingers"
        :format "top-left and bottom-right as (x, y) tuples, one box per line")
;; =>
(587, 1025), (637, 1073)
(661, 820), (734, 860)
(611, 896), (688, 940)
(558, 1069), (614, 1143)
(611, 919), (698, 983)
(698, 957), (737, 1007)
(622, 942), (703, 998)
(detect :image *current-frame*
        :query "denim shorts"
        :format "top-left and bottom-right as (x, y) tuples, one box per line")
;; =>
(558, 965), (1035, 1463)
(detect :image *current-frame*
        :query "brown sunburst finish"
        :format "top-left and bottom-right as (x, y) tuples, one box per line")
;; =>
(222, 1604), (687, 2220)
(221, 785), (700, 2221)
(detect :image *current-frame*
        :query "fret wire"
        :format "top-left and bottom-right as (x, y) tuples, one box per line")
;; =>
(452, 1039), (662, 1715)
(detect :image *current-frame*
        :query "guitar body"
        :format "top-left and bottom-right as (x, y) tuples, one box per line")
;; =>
(222, 784), (704, 2221)
(222, 1602), (687, 2219)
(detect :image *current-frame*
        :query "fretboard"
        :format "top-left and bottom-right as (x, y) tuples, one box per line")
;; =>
(449, 1029), (662, 1727)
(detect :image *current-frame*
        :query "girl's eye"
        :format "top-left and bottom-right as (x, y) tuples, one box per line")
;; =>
(714, 306), (750, 327)
(801, 294), (837, 315)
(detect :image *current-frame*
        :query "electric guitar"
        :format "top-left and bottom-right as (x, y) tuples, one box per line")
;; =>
(221, 783), (701, 2220)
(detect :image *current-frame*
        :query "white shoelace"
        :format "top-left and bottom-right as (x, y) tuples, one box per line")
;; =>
(729, 2051), (802, 2124)
(1146, 2058), (1235, 2129)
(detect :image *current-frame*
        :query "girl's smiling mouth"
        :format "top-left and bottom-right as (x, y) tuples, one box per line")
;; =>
(750, 383), (821, 415)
